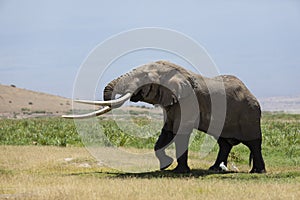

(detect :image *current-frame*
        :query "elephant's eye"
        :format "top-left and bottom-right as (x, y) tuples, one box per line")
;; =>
(143, 74), (148, 79)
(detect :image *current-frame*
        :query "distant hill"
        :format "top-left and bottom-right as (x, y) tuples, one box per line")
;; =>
(1, 84), (299, 118)
(0, 84), (160, 119)
(0, 84), (72, 118)
(259, 95), (300, 114)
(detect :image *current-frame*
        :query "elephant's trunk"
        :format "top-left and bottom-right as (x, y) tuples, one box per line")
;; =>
(103, 72), (131, 101)
(103, 78), (119, 101)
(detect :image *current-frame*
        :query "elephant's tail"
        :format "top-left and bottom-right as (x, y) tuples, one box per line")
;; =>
(249, 152), (253, 167)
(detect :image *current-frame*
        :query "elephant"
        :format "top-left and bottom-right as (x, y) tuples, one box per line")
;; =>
(63, 60), (266, 174)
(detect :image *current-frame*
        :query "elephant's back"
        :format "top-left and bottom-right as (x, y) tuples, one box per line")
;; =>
(216, 75), (260, 110)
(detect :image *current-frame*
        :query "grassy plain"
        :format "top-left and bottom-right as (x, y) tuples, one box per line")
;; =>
(0, 113), (299, 199)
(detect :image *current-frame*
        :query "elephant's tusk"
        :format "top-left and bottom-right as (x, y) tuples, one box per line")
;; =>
(62, 106), (111, 119)
(74, 93), (132, 107)
(61, 93), (131, 119)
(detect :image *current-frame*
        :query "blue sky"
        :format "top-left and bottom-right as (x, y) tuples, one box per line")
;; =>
(0, 0), (299, 98)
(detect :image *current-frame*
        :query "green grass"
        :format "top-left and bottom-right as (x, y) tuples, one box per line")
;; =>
(262, 112), (300, 121)
(0, 118), (81, 147)
(0, 113), (299, 167)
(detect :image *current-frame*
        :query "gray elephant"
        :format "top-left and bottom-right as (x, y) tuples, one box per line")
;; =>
(63, 61), (266, 173)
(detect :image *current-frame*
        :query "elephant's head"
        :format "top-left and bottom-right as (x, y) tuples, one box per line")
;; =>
(63, 61), (196, 119)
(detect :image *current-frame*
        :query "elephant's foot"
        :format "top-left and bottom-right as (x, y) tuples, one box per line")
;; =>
(249, 168), (266, 174)
(209, 137), (233, 172)
(159, 155), (174, 171)
(172, 164), (190, 173)
(208, 165), (222, 172)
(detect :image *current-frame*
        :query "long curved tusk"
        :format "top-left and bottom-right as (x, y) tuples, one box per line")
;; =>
(62, 106), (111, 119)
(74, 93), (131, 107)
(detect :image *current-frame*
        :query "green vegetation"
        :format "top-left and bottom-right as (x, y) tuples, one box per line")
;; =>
(19, 108), (51, 115)
(0, 118), (81, 147)
(262, 111), (300, 121)
(0, 113), (299, 167)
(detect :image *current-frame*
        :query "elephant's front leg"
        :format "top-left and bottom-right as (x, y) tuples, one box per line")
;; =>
(173, 133), (192, 173)
(154, 129), (175, 170)
(209, 137), (234, 171)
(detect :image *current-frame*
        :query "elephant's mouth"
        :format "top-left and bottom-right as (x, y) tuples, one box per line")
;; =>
(130, 90), (144, 102)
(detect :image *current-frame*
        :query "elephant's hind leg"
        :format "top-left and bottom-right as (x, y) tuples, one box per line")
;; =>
(243, 139), (266, 173)
(209, 137), (234, 171)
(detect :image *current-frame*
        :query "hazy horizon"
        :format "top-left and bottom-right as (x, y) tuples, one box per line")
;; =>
(0, 0), (299, 99)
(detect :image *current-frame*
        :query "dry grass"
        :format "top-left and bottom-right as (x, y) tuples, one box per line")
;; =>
(0, 146), (299, 200)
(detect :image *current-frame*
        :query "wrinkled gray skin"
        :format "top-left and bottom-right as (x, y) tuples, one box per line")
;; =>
(104, 61), (266, 173)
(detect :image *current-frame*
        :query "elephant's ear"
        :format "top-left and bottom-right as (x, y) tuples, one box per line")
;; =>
(159, 72), (193, 107)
